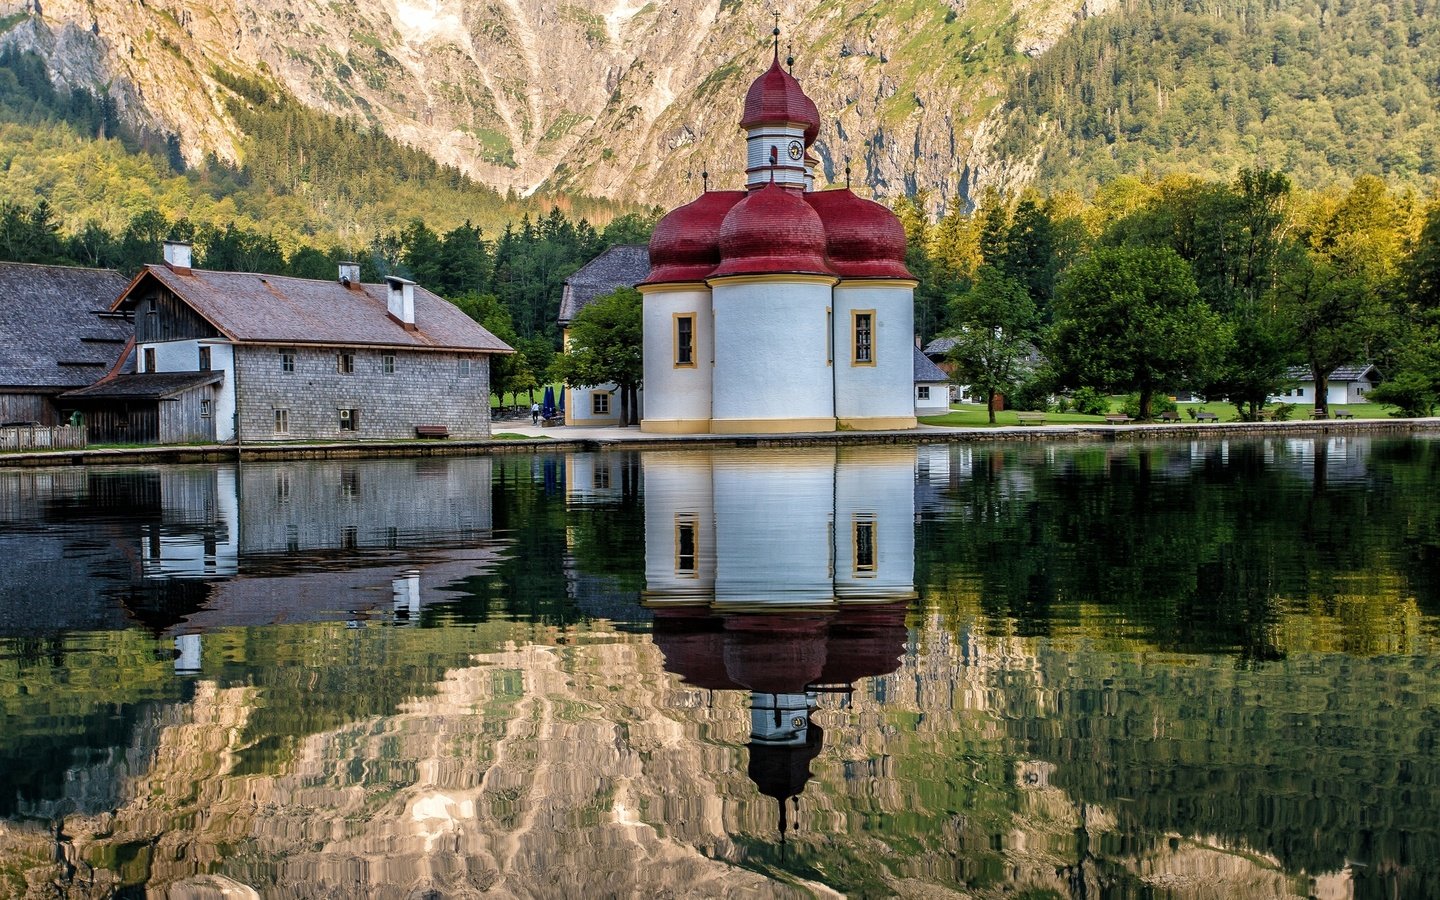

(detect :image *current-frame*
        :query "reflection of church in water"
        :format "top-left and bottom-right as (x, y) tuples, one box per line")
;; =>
(636, 446), (918, 839)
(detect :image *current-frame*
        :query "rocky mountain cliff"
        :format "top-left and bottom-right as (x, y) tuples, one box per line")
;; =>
(0, 0), (1113, 214)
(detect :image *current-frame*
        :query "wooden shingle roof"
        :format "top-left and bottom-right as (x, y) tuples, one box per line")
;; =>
(118, 265), (512, 353)
(558, 245), (650, 326)
(0, 262), (131, 390)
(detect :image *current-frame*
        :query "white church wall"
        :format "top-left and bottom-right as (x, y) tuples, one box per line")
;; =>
(710, 277), (837, 432)
(831, 282), (918, 429)
(640, 285), (713, 433)
(834, 445), (917, 601)
(641, 451), (716, 605)
(711, 447), (838, 608)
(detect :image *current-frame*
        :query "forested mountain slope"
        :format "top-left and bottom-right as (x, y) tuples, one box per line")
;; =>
(0, 0), (1436, 229)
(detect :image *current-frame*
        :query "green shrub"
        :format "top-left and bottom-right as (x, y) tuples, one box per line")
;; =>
(1070, 387), (1109, 416)
(1120, 393), (1177, 419)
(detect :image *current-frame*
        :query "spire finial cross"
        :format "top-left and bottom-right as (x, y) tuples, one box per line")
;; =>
(772, 11), (781, 58)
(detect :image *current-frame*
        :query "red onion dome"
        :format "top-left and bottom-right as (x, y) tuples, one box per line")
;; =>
(741, 56), (822, 140)
(711, 182), (836, 278)
(804, 189), (913, 280)
(800, 92), (820, 147)
(641, 191), (746, 285)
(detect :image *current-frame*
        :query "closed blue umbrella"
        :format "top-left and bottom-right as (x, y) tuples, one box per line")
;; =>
(542, 385), (557, 420)
(558, 388), (565, 415)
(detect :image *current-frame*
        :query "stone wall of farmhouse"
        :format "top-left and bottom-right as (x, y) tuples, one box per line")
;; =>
(234, 345), (492, 441)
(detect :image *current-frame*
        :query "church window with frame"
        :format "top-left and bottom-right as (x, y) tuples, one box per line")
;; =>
(675, 514), (698, 576)
(853, 515), (877, 575)
(674, 313), (696, 367)
(852, 311), (875, 366)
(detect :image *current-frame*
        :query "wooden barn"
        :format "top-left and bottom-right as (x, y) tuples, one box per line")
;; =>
(61, 371), (224, 444)
(0, 262), (131, 425)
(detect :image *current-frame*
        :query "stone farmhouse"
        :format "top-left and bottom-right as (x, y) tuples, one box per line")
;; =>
(0, 262), (131, 426)
(65, 242), (511, 443)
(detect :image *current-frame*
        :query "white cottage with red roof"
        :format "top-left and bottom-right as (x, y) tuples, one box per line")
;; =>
(639, 48), (917, 434)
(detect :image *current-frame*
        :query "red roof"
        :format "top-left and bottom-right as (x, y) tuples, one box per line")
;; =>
(805, 189), (913, 279)
(711, 182), (836, 279)
(741, 56), (822, 140)
(641, 191), (746, 285)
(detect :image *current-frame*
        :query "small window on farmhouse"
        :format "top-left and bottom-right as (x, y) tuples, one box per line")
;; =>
(382, 354), (396, 375)
(200, 399), (212, 419)
(198, 346), (211, 371)
(853, 515), (877, 575)
(674, 314), (695, 367)
(337, 353), (355, 375)
(143, 348), (156, 372)
(280, 350), (295, 373)
(592, 392), (610, 415)
(852, 311), (875, 366)
(917, 385), (930, 400)
(273, 408), (289, 434)
(457, 357), (472, 376)
(339, 408), (359, 431)
(1297, 387), (1306, 398)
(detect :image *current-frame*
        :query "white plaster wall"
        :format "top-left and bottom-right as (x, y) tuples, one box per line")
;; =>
(915, 382), (949, 416)
(641, 451), (716, 603)
(712, 279), (833, 424)
(711, 448), (836, 606)
(642, 287), (712, 424)
(831, 283), (916, 422)
(143, 338), (236, 441)
(566, 381), (624, 425)
(834, 446), (915, 600)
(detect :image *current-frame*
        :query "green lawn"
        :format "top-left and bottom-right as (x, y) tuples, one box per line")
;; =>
(920, 400), (1401, 428)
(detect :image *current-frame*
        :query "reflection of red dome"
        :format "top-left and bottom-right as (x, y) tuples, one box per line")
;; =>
(741, 57), (822, 141)
(722, 615), (828, 693)
(814, 603), (909, 684)
(804, 189), (913, 280)
(652, 609), (741, 690)
(642, 191), (746, 285)
(711, 182), (836, 279)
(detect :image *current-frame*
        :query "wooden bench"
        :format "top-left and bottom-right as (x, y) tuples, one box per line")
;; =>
(1015, 412), (1046, 426)
(1333, 408), (1355, 419)
(415, 425), (450, 439)
(1194, 411), (1219, 422)
(1158, 410), (1181, 423)
(1105, 414), (1133, 425)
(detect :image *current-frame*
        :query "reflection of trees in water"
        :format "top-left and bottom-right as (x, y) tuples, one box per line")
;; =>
(918, 438), (1440, 654)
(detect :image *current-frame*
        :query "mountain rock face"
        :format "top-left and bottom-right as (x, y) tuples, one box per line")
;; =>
(0, 0), (1110, 214)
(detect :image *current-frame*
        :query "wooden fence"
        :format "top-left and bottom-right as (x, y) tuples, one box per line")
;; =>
(0, 424), (87, 451)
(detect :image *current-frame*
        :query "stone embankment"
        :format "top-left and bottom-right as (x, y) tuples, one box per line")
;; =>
(2, 418), (1438, 468)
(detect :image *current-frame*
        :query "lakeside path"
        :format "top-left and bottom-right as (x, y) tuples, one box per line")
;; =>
(4, 416), (1440, 468)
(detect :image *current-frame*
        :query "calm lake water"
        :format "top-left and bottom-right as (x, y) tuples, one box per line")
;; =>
(1, 438), (1438, 899)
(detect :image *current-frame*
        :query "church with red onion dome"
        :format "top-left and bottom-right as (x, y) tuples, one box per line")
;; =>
(639, 35), (918, 434)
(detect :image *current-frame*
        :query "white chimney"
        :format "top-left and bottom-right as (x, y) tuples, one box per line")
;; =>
(338, 261), (361, 287)
(162, 240), (192, 273)
(385, 275), (416, 329)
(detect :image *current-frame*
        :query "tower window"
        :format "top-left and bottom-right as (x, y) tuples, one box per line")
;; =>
(852, 311), (875, 366)
(674, 314), (695, 367)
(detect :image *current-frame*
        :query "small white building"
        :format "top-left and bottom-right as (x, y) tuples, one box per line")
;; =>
(913, 346), (950, 416)
(1270, 364), (1381, 407)
(557, 245), (650, 426)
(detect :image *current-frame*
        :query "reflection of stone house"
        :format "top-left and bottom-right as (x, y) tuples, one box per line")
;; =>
(75, 243), (511, 444)
(557, 245), (650, 426)
(0, 262), (130, 425)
